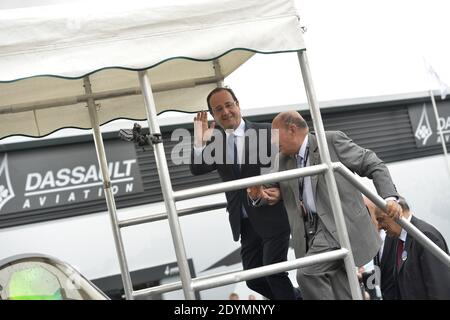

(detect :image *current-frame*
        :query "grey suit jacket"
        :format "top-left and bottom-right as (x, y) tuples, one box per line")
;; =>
(274, 131), (398, 267)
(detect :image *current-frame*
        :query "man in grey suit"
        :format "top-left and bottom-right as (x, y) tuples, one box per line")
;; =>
(248, 111), (402, 299)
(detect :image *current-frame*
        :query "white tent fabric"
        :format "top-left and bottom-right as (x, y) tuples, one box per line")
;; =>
(0, 0), (305, 139)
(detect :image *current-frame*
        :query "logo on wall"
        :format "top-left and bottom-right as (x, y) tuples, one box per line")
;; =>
(414, 104), (433, 146)
(0, 154), (15, 211)
(0, 140), (144, 216)
(408, 101), (450, 148)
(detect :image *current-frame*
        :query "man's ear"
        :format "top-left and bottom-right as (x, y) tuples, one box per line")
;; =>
(288, 123), (297, 134)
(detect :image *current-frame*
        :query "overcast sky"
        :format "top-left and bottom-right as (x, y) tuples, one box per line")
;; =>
(226, 0), (450, 109)
(1, 0), (450, 116)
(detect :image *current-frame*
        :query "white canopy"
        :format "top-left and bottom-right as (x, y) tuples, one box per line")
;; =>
(0, 0), (305, 139)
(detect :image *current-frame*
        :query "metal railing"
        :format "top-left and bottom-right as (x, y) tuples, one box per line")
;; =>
(127, 162), (450, 299)
(118, 201), (228, 228)
(133, 249), (348, 299)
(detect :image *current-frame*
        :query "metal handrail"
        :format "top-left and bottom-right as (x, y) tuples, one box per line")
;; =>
(174, 164), (328, 201)
(192, 249), (348, 292)
(118, 201), (228, 228)
(132, 248), (348, 298)
(126, 159), (450, 299)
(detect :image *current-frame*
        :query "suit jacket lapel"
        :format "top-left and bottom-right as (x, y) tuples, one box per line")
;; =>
(398, 217), (415, 274)
(398, 238), (410, 274)
(381, 235), (395, 268)
(285, 155), (299, 199)
(239, 120), (253, 177)
(308, 133), (320, 194)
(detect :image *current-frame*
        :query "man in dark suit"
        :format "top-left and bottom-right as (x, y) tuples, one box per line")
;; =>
(190, 87), (298, 300)
(364, 197), (399, 300)
(376, 233), (401, 300)
(375, 198), (450, 299)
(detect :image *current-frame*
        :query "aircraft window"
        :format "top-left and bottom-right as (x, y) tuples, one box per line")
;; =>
(0, 256), (108, 300)
(8, 266), (63, 300)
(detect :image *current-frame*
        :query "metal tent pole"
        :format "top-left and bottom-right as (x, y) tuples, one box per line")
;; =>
(137, 70), (196, 300)
(83, 77), (134, 300)
(297, 50), (363, 300)
(429, 91), (450, 179)
(213, 59), (224, 87)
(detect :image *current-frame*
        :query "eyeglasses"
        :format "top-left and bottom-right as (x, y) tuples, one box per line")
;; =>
(211, 101), (237, 114)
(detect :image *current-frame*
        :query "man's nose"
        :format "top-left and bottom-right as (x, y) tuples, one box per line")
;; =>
(221, 107), (231, 116)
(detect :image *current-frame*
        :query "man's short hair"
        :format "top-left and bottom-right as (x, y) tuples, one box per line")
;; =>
(206, 87), (238, 114)
(398, 197), (410, 212)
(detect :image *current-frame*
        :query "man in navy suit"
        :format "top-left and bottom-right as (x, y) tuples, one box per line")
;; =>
(364, 197), (399, 300)
(190, 87), (298, 300)
(375, 198), (450, 299)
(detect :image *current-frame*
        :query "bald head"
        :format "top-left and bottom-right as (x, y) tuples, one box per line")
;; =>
(271, 111), (309, 156)
(273, 111), (308, 130)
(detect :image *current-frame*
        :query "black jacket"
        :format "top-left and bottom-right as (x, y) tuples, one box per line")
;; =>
(377, 234), (399, 300)
(190, 120), (290, 241)
(379, 215), (450, 300)
(397, 215), (450, 299)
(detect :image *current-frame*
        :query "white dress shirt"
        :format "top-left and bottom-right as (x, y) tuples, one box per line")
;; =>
(225, 119), (245, 166)
(297, 135), (317, 214)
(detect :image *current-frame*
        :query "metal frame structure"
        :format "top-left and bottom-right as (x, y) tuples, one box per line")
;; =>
(428, 90), (450, 179)
(3, 0), (448, 302)
(79, 49), (450, 300)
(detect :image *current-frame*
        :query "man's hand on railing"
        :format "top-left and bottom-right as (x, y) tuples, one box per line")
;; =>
(384, 199), (403, 220)
(262, 188), (281, 206)
(247, 186), (281, 206)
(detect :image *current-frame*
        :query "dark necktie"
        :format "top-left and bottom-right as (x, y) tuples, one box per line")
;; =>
(227, 133), (240, 177)
(297, 154), (304, 200)
(226, 132), (247, 219)
(297, 146), (309, 200)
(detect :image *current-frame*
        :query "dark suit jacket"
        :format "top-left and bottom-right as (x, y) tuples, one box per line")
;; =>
(190, 119), (290, 242)
(396, 215), (450, 299)
(377, 234), (399, 300)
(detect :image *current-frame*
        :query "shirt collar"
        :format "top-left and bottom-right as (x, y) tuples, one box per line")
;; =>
(225, 119), (245, 137)
(399, 213), (412, 242)
(298, 135), (309, 159)
(379, 229), (387, 259)
(379, 229), (386, 241)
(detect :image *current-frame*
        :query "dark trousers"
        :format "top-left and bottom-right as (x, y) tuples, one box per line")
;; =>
(240, 218), (297, 300)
